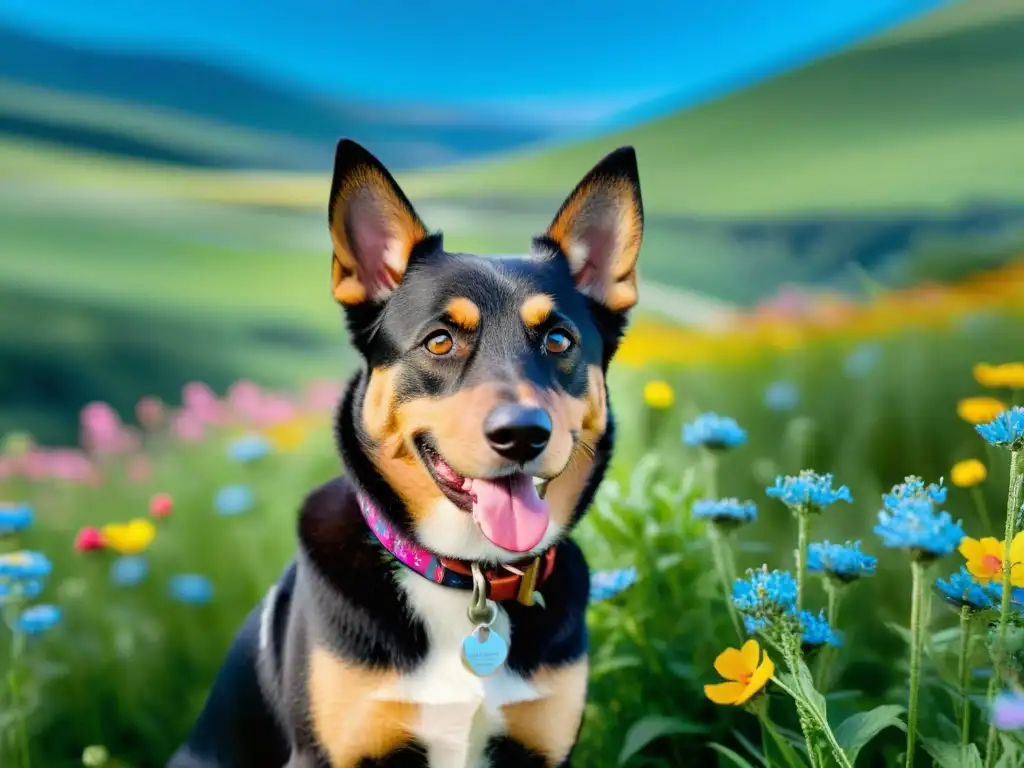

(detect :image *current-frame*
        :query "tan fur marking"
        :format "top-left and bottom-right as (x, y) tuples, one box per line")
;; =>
(444, 297), (480, 330)
(503, 659), (589, 765)
(329, 166), (427, 306)
(308, 646), (416, 766)
(362, 367), (399, 441)
(520, 294), (554, 328)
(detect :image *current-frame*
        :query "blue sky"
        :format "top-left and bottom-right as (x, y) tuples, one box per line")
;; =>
(1, 0), (949, 131)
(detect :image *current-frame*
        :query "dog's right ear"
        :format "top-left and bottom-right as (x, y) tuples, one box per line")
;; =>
(328, 139), (430, 306)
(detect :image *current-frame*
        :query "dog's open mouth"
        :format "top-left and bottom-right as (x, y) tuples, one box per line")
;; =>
(415, 435), (550, 553)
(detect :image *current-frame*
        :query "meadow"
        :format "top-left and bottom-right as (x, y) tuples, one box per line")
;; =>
(4, 258), (1024, 766)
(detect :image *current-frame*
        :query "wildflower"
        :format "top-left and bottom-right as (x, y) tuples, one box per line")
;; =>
(974, 363), (1024, 390)
(951, 459), (987, 488)
(168, 574), (215, 605)
(763, 381), (800, 412)
(110, 555), (149, 587)
(798, 610), (842, 647)
(936, 567), (998, 611)
(589, 567), (638, 604)
(883, 476), (947, 508)
(958, 397), (1009, 426)
(227, 434), (271, 463)
(263, 419), (310, 452)
(692, 498), (757, 528)
(704, 639), (775, 706)
(149, 493), (173, 519)
(682, 413), (747, 450)
(732, 567), (797, 617)
(0, 501), (32, 535)
(959, 534), (1024, 586)
(807, 540), (877, 582)
(844, 343), (881, 379)
(74, 526), (106, 552)
(766, 470), (852, 514)
(874, 497), (965, 561)
(16, 604), (61, 635)
(136, 396), (165, 429)
(102, 518), (156, 555)
(642, 381), (674, 410)
(976, 406), (1024, 451)
(215, 484), (254, 515)
(992, 691), (1024, 730)
(0, 578), (42, 603)
(82, 745), (110, 767)
(0, 551), (52, 579)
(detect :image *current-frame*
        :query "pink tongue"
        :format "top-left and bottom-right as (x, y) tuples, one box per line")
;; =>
(467, 474), (550, 553)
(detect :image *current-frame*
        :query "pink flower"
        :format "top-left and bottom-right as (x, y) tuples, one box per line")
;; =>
(227, 380), (263, 423)
(304, 380), (342, 411)
(182, 382), (221, 424)
(172, 411), (205, 443)
(74, 526), (106, 552)
(80, 401), (129, 454)
(253, 394), (296, 428)
(136, 396), (165, 429)
(149, 493), (173, 519)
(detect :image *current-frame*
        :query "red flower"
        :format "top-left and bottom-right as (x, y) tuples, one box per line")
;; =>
(75, 526), (106, 552)
(150, 493), (173, 519)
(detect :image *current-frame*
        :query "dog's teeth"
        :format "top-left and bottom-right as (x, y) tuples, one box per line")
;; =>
(533, 477), (544, 488)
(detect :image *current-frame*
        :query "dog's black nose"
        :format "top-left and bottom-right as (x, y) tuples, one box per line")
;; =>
(484, 405), (552, 463)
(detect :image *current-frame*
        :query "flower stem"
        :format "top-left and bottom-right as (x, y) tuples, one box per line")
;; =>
(814, 581), (843, 692)
(984, 448), (1024, 768)
(708, 524), (744, 641)
(4, 605), (31, 768)
(906, 559), (926, 768)
(971, 486), (994, 537)
(959, 606), (974, 756)
(796, 512), (810, 612)
(758, 714), (776, 768)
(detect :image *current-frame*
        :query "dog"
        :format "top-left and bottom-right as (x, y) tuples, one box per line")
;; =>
(168, 138), (644, 767)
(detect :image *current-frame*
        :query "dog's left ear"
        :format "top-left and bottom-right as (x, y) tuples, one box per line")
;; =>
(328, 139), (430, 306)
(544, 146), (643, 313)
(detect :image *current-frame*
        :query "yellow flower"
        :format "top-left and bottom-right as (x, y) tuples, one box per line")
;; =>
(263, 418), (311, 452)
(974, 363), (1024, 389)
(704, 639), (774, 706)
(642, 380), (674, 410)
(957, 397), (1009, 425)
(102, 518), (156, 555)
(951, 459), (987, 488)
(960, 533), (1024, 586)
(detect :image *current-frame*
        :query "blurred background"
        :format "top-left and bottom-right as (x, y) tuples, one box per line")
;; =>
(2, 0), (1024, 764)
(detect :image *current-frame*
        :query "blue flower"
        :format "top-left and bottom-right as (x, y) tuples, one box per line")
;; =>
(844, 343), (881, 379)
(807, 540), (877, 582)
(227, 434), (271, 463)
(0, 579), (42, 604)
(692, 498), (757, 527)
(882, 476), (947, 509)
(168, 574), (215, 605)
(732, 567), (797, 616)
(993, 691), (1024, 731)
(589, 567), (638, 604)
(17, 604), (61, 635)
(874, 495), (965, 561)
(0, 502), (32, 535)
(682, 413), (747, 450)
(936, 567), (998, 611)
(110, 555), (149, 587)
(764, 381), (800, 412)
(798, 610), (842, 647)
(0, 551), (52, 580)
(766, 470), (852, 514)
(215, 484), (255, 516)
(976, 407), (1024, 451)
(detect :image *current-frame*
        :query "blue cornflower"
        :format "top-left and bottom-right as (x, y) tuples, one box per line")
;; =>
(590, 567), (638, 604)
(691, 498), (757, 527)
(882, 476), (947, 509)
(110, 555), (149, 587)
(976, 407), (1024, 451)
(0, 579), (42, 603)
(874, 497), (965, 561)
(844, 342), (881, 379)
(168, 574), (215, 605)
(0, 502), (32, 535)
(16, 604), (61, 635)
(766, 470), (852, 514)
(682, 413), (747, 450)
(798, 610), (842, 647)
(215, 484), (255, 516)
(764, 381), (800, 412)
(0, 551), (52, 580)
(807, 540), (877, 582)
(227, 434), (271, 463)
(732, 566), (797, 616)
(936, 567), (998, 611)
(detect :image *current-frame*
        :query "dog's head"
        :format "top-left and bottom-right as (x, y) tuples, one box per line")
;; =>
(330, 139), (643, 563)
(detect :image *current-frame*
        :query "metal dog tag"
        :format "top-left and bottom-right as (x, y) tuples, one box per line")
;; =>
(462, 623), (509, 677)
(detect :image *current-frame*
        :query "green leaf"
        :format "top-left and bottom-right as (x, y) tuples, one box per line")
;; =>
(709, 743), (758, 768)
(618, 715), (707, 766)
(730, 729), (768, 767)
(834, 704), (906, 765)
(921, 738), (984, 768)
(996, 732), (1023, 768)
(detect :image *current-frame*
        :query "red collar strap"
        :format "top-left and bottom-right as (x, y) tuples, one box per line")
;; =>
(357, 492), (556, 605)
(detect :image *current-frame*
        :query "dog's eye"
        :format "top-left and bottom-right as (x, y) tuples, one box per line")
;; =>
(424, 331), (454, 356)
(544, 329), (573, 355)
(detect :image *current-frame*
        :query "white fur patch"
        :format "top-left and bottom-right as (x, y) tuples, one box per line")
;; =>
(258, 582), (279, 652)
(374, 570), (543, 767)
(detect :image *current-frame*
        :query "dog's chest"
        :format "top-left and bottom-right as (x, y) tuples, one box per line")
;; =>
(375, 572), (540, 767)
